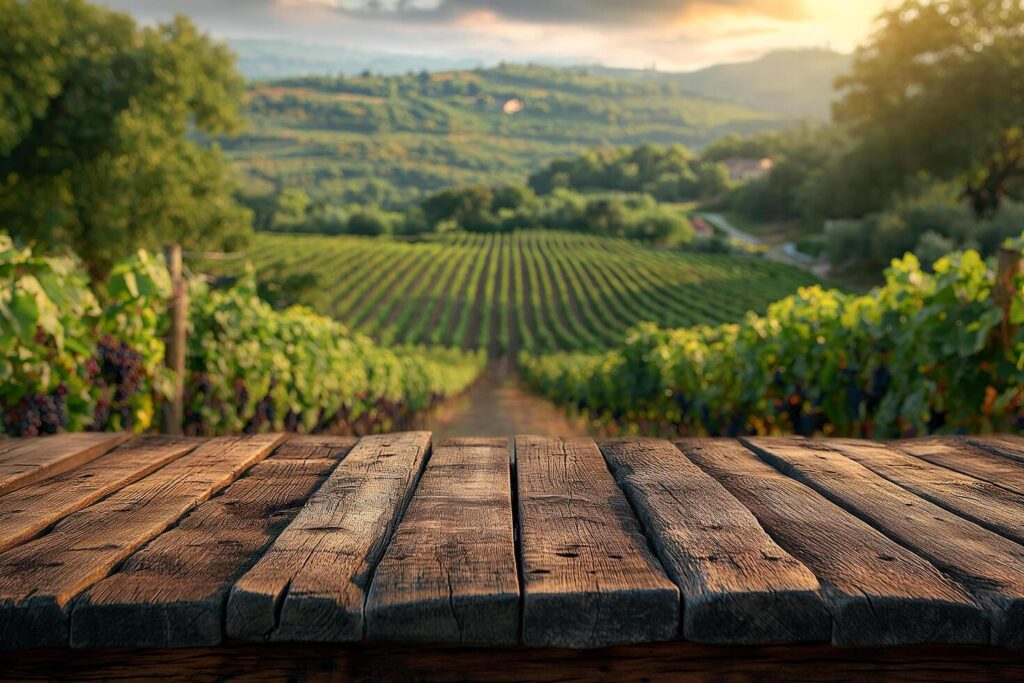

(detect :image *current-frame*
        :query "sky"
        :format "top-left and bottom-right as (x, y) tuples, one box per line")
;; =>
(98, 0), (891, 71)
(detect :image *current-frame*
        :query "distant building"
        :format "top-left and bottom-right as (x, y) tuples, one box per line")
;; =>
(501, 98), (525, 115)
(722, 157), (774, 182)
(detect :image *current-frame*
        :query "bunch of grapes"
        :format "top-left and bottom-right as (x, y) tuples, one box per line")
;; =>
(89, 337), (145, 431)
(244, 394), (277, 433)
(92, 396), (112, 432)
(183, 372), (213, 436)
(284, 409), (303, 433)
(233, 378), (250, 418)
(770, 376), (826, 437)
(97, 337), (145, 400)
(2, 385), (70, 436)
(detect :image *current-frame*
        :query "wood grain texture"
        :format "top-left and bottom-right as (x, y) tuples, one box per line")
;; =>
(69, 436), (354, 649)
(0, 437), (25, 457)
(895, 438), (1024, 496)
(680, 439), (987, 647)
(366, 438), (519, 646)
(599, 438), (829, 645)
(3, 643), (1023, 682)
(828, 439), (1024, 545)
(267, 436), (359, 460)
(0, 432), (129, 496)
(515, 436), (679, 648)
(969, 435), (1024, 465)
(227, 432), (431, 643)
(745, 437), (1024, 648)
(0, 433), (283, 650)
(0, 436), (198, 553)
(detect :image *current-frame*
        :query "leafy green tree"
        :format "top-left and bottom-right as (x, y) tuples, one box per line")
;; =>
(420, 185), (495, 231)
(0, 0), (251, 277)
(836, 0), (1024, 217)
(491, 185), (535, 212)
(695, 162), (731, 199)
(275, 188), (311, 225)
(702, 132), (782, 163)
(347, 207), (397, 236)
(528, 144), (722, 202)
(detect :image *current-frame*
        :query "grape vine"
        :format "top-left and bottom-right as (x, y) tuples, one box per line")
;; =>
(1, 235), (485, 437)
(522, 250), (1024, 438)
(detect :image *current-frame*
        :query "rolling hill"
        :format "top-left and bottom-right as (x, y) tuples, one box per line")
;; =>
(229, 38), (497, 80)
(229, 40), (850, 119)
(594, 48), (851, 119)
(671, 48), (852, 118)
(226, 64), (783, 209)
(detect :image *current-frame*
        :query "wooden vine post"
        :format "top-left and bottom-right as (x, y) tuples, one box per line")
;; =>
(995, 246), (1023, 352)
(163, 244), (187, 436)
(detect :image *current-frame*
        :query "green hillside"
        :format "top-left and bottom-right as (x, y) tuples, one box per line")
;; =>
(206, 231), (823, 357)
(225, 64), (780, 210)
(596, 48), (851, 119)
(672, 49), (851, 119)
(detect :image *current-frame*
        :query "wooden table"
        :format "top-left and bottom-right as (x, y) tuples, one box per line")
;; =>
(1, 432), (1023, 680)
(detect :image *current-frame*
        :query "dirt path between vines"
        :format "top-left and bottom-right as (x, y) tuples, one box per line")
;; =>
(421, 361), (587, 441)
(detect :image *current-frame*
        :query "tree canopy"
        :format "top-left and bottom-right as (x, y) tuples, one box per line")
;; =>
(0, 0), (252, 276)
(528, 144), (730, 203)
(835, 0), (1024, 216)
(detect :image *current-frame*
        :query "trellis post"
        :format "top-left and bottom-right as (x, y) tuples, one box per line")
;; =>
(995, 246), (1023, 351)
(163, 244), (187, 435)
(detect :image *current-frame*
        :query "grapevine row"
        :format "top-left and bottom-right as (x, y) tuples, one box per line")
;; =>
(1, 237), (485, 437)
(521, 250), (1024, 438)
(212, 231), (823, 355)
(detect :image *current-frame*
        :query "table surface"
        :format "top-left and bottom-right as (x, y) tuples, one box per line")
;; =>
(1, 432), (1023, 652)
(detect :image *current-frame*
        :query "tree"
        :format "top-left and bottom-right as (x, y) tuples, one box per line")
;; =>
(0, 0), (251, 277)
(420, 186), (495, 231)
(836, 0), (1024, 217)
(275, 188), (311, 225)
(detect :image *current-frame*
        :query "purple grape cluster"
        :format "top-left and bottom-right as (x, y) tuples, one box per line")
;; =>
(244, 393), (277, 433)
(2, 385), (70, 436)
(90, 337), (145, 431)
(184, 371), (213, 436)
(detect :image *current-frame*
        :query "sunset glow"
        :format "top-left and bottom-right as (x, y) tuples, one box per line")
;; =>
(100, 0), (892, 69)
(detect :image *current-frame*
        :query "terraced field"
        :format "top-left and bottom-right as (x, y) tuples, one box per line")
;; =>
(214, 231), (823, 355)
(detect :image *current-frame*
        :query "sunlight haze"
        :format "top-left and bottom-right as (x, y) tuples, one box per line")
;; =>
(99, 0), (890, 69)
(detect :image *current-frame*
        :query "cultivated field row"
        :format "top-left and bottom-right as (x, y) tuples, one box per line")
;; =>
(218, 231), (822, 355)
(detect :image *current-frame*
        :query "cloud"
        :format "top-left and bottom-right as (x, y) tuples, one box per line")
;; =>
(97, 0), (881, 71)
(329, 0), (809, 26)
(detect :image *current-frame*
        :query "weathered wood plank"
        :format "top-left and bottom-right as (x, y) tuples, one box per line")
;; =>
(0, 436), (199, 553)
(515, 436), (679, 648)
(0, 433), (284, 650)
(680, 439), (987, 647)
(599, 438), (829, 644)
(69, 436), (355, 649)
(827, 439), (1024, 546)
(366, 438), (518, 646)
(969, 435), (1024, 465)
(895, 438), (1024, 496)
(745, 437), (1024, 648)
(0, 432), (130, 496)
(226, 432), (431, 643)
(3, 642), (1024, 682)
(264, 436), (359, 461)
(0, 437), (25, 457)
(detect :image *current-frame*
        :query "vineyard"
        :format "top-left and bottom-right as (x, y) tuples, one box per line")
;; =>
(522, 249), (1024, 439)
(0, 236), (484, 437)
(209, 231), (822, 355)
(230, 64), (777, 209)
